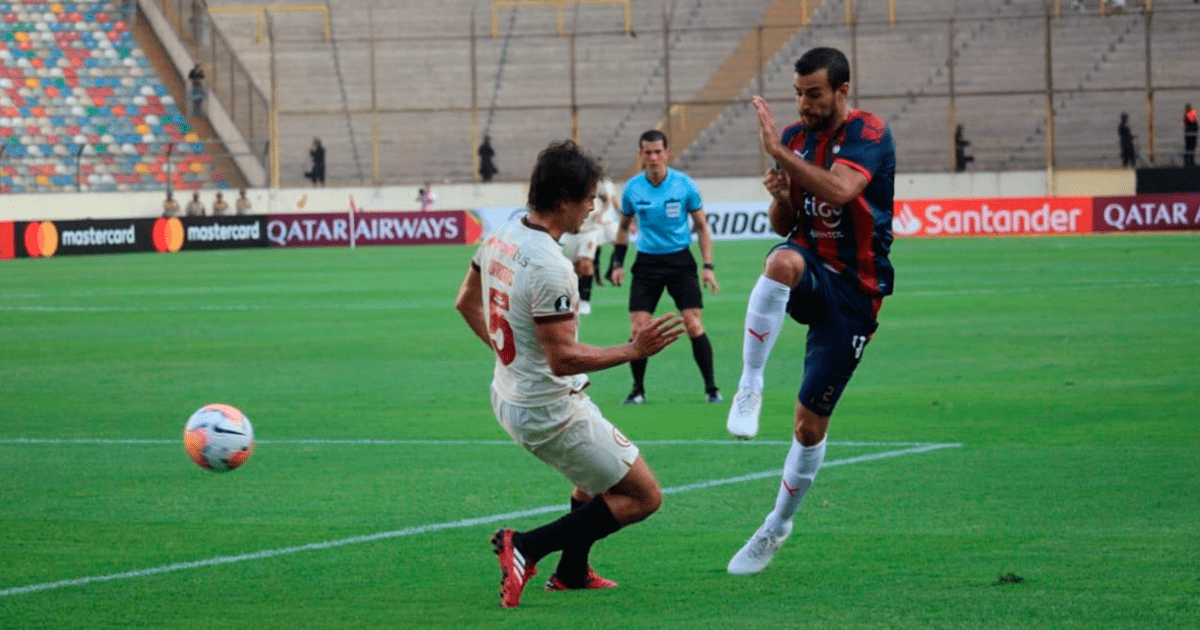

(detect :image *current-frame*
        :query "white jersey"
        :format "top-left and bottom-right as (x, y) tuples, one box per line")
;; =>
(472, 218), (588, 406)
(578, 178), (620, 238)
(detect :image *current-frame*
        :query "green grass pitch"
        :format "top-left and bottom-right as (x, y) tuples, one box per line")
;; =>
(1, 234), (1197, 629)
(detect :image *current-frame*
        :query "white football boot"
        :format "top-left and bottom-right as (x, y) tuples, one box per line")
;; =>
(727, 519), (793, 575)
(726, 389), (762, 439)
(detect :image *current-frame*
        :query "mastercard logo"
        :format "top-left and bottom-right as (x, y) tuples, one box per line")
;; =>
(152, 217), (184, 253)
(23, 221), (59, 257)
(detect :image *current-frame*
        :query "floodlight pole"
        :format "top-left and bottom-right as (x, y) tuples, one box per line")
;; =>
(267, 11), (280, 189)
(75, 144), (85, 192)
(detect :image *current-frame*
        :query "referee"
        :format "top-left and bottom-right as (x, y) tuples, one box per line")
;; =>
(610, 130), (722, 404)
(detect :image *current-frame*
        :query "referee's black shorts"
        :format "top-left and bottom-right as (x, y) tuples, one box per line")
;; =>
(628, 249), (703, 313)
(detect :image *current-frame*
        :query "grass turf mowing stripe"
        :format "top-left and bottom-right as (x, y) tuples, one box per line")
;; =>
(0, 442), (958, 598)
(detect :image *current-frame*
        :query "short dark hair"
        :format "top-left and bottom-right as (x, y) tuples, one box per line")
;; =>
(527, 140), (603, 212)
(795, 47), (850, 90)
(638, 129), (668, 149)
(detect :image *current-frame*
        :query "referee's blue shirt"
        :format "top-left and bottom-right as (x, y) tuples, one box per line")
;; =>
(621, 168), (703, 255)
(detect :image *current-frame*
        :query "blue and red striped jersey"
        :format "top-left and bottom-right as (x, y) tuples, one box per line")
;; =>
(780, 109), (896, 301)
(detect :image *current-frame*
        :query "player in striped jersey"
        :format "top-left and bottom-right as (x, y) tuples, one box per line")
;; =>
(725, 47), (896, 574)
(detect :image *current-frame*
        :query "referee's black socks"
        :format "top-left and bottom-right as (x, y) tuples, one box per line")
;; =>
(691, 333), (717, 393)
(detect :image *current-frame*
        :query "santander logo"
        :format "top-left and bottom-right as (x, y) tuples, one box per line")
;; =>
(892, 203), (922, 236)
(892, 197), (1090, 237)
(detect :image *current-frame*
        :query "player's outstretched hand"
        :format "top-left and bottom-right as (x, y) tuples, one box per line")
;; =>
(631, 312), (684, 358)
(752, 96), (782, 159)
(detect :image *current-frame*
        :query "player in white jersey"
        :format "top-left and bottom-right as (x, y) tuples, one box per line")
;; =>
(455, 140), (684, 609)
(559, 176), (620, 314)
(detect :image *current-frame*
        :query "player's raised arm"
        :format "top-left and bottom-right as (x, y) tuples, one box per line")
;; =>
(753, 95), (868, 207)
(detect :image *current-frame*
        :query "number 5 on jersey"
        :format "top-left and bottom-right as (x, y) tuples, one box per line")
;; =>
(489, 288), (516, 366)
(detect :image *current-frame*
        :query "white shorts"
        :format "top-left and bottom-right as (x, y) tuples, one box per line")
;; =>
(560, 228), (603, 262)
(491, 386), (639, 496)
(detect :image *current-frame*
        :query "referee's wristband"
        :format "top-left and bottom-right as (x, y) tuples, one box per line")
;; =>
(611, 243), (628, 268)
(702, 263), (714, 271)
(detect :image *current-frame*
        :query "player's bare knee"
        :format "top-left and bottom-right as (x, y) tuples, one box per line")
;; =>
(764, 248), (806, 287)
(635, 486), (663, 520)
(793, 404), (830, 446)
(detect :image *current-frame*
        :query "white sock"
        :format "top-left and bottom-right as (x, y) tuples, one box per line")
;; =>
(737, 275), (791, 392)
(764, 438), (826, 531)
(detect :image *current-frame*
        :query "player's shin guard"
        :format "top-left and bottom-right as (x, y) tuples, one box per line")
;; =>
(765, 438), (825, 530)
(738, 275), (791, 392)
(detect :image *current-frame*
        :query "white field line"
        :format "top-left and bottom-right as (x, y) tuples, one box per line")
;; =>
(0, 438), (944, 447)
(0, 441), (958, 598)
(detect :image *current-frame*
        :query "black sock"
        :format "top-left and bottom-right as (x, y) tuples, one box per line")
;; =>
(593, 247), (603, 282)
(691, 333), (717, 393)
(630, 349), (647, 393)
(513, 497), (621, 567)
(555, 497), (593, 586)
(579, 275), (593, 302)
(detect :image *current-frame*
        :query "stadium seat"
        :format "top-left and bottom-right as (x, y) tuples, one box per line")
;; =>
(0, 0), (222, 193)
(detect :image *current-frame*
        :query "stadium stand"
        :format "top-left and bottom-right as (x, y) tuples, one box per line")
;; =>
(676, 0), (1200, 174)
(0, 0), (226, 194)
(6, 0), (1196, 191)
(195, 0), (1198, 184)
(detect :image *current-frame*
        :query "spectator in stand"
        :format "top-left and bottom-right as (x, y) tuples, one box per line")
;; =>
(304, 138), (326, 186)
(1118, 112), (1138, 168)
(236, 189), (252, 215)
(211, 191), (230, 215)
(162, 191), (181, 217)
(1184, 103), (1198, 167)
(955, 124), (973, 172)
(478, 136), (498, 182)
(187, 63), (205, 118)
(185, 191), (206, 216)
(418, 183), (437, 211)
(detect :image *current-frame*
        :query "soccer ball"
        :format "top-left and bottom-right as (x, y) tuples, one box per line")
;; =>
(183, 404), (256, 472)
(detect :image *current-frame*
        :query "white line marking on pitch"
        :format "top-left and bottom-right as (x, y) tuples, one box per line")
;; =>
(0, 442), (958, 598)
(0, 438), (943, 448)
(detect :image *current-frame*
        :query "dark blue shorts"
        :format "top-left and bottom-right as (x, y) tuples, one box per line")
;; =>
(773, 242), (880, 417)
